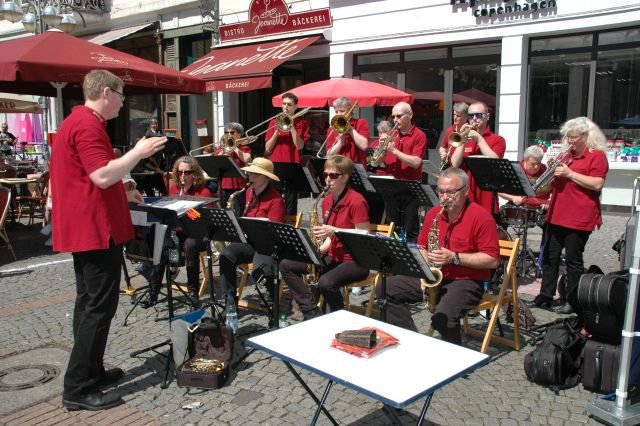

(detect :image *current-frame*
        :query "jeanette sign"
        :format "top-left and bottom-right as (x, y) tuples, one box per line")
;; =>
(219, 0), (332, 43)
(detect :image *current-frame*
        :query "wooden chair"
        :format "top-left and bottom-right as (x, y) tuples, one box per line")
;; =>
(236, 213), (303, 311)
(16, 171), (49, 225)
(462, 238), (521, 353)
(341, 222), (395, 317)
(0, 186), (16, 260)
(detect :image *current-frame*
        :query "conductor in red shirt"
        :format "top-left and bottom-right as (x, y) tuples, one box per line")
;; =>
(51, 70), (166, 411)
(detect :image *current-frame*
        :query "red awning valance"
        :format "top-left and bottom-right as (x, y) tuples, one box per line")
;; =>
(182, 36), (320, 93)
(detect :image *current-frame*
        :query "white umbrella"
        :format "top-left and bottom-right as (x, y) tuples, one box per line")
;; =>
(0, 93), (42, 114)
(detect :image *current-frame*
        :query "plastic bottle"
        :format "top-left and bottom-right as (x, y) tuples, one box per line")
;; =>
(168, 230), (180, 265)
(225, 292), (238, 334)
(279, 313), (289, 328)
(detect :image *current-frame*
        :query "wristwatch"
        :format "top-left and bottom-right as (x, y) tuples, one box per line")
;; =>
(452, 252), (461, 265)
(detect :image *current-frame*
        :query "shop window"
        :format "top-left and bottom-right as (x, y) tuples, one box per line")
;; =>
(406, 67), (446, 150)
(599, 28), (640, 46)
(360, 71), (400, 140)
(405, 48), (447, 62)
(453, 63), (498, 129)
(356, 52), (400, 65)
(452, 43), (500, 58)
(531, 34), (593, 53)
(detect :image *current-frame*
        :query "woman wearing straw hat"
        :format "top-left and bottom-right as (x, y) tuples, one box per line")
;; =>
(219, 157), (285, 304)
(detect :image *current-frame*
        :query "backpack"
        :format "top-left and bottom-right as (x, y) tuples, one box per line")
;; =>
(503, 297), (536, 330)
(524, 316), (586, 392)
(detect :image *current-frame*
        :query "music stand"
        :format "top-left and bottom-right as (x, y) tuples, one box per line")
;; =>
(273, 162), (319, 197)
(308, 158), (326, 184)
(194, 155), (247, 207)
(464, 158), (537, 275)
(239, 218), (321, 329)
(369, 176), (436, 241)
(335, 231), (435, 322)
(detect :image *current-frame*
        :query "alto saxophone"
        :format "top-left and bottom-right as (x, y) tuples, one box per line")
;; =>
(308, 187), (329, 284)
(421, 203), (445, 313)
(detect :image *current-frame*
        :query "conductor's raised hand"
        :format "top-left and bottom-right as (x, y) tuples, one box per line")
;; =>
(133, 136), (167, 159)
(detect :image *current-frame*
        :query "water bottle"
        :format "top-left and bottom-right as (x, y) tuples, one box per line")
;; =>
(168, 230), (180, 265)
(279, 313), (289, 328)
(225, 292), (238, 334)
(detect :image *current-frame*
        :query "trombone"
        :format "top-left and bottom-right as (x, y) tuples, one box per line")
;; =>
(244, 107), (312, 141)
(189, 133), (258, 156)
(316, 101), (358, 158)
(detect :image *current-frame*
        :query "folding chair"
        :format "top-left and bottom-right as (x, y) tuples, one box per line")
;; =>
(0, 186), (16, 260)
(16, 171), (49, 225)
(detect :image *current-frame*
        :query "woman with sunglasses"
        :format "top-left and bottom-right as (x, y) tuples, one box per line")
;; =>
(450, 102), (506, 215)
(280, 155), (370, 320)
(140, 156), (213, 308)
(214, 122), (251, 209)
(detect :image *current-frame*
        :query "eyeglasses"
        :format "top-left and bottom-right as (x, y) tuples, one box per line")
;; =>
(467, 112), (485, 119)
(110, 88), (125, 102)
(178, 170), (194, 176)
(323, 172), (344, 180)
(391, 112), (409, 119)
(436, 185), (466, 196)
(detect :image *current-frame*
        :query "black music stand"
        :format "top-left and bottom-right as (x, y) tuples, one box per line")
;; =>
(195, 155), (246, 207)
(127, 203), (181, 389)
(464, 158), (536, 275)
(369, 176), (436, 241)
(308, 158), (326, 183)
(239, 218), (321, 329)
(335, 232), (435, 322)
(273, 162), (320, 197)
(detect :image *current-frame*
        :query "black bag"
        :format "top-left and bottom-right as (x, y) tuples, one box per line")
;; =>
(582, 339), (620, 394)
(503, 297), (536, 330)
(524, 316), (586, 392)
(577, 270), (628, 344)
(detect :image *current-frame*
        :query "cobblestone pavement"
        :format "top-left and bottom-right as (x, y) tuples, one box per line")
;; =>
(0, 206), (632, 426)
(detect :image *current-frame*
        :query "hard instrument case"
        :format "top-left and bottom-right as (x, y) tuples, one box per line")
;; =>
(577, 271), (628, 345)
(582, 339), (620, 394)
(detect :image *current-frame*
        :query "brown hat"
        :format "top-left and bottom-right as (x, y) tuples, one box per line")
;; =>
(241, 157), (280, 182)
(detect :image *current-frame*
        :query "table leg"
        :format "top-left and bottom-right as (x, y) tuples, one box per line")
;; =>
(416, 392), (433, 425)
(311, 380), (333, 426)
(283, 361), (338, 426)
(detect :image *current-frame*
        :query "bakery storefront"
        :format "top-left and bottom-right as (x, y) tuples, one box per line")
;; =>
(329, 0), (640, 207)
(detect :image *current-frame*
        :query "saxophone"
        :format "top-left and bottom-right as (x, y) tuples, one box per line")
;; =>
(308, 187), (329, 284)
(421, 203), (445, 313)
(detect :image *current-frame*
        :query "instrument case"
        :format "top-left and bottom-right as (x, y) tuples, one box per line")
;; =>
(176, 318), (234, 389)
(577, 271), (628, 345)
(582, 339), (620, 394)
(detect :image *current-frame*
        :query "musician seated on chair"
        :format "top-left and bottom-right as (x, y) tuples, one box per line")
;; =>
(219, 157), (285, 304)
(280, 155), (370, 320)
(377, 167), (499, 345)
(498, 145), (550, 211)
(324, 97), (369, 166)
(140, 156), (213, 308)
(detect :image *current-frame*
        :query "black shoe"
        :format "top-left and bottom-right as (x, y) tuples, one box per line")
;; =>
(99, 368), (124, 386)
(532, 295), (553, 309)
(303, 308), (322, 321)
(62, 390), (124, 411)
(556, 303), (574, 314)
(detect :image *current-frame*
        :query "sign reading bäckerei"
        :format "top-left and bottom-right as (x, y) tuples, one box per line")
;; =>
(219, 0), (331, 43)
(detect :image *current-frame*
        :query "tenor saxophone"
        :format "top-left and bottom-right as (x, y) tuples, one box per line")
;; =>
(308, 187), (329, 284)
(421, 203), (445, 313)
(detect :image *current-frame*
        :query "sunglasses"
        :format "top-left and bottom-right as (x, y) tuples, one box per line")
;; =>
(467, 112), (486, 119)
(178, 170), (194, 175)
(436, 185), (466, 196)
(323, 172), (344, 180)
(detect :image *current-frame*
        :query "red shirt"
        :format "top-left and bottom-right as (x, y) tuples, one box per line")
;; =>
(520, 160), (550, 209)
(461, 127), (506, 214)
(546, 149), (608, 231)
(382, 125), (427, 181)
(265, 117), (309, 163)
(51, 105), (133, 253)
(321, 187), (369, 262)
(213, 146), (250, 190)
(440, 123), (457, 151)
(418, 201), (499, 281)
(326, 118), (369, 166)
(243, 185), (285, 223)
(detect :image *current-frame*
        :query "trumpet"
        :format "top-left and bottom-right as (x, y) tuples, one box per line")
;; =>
(532, 146), (573, 192)
(367, 122), (399, 167)
(448, 123), (478, 148)
(316, 101), (359, 158)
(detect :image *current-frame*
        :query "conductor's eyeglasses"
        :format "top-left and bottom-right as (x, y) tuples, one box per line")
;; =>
(178, 170), (194, 175)
(437, 186), (466, 196)
(323, 172), (343, 179)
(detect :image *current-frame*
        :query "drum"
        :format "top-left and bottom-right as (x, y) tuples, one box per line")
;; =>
(499, 205), (539, 228)
(497, 226), (512, 241)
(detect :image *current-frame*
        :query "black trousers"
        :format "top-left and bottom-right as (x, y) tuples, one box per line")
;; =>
(220, 242), (276, 296)
(284, 188), (298, 216)
(385, 196), (419, 243)
(280, 259), (369, 313)
(540, 223), (591, 312)
(378, 276), (483, 345)
(64, 243), (122, 398)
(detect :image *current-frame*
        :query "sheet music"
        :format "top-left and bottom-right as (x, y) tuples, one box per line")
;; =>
(421, 184), (440, 206)
(303, 167), (320, 194)
(149, 198), (206, 217)
(408, 245), (436, 282)
(353, 164), (375, 192)
(130, 210), (149, 226)
(295, 228), (321, 265)
(510, 161), (537, 197)
(225, 210), (247, 243)
(421, 160), (441, 177)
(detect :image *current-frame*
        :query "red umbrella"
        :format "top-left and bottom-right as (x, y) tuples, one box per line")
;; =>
(0, 30), (206, 97)
(271, 78), (413, 107)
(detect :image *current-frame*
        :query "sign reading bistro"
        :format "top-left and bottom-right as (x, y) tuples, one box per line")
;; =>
(219, 0), (332, 43)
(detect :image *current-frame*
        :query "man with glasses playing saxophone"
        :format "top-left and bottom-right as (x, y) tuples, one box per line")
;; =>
(450, 102), (505, 216)
(265, 92), (310, 215)
(324, 97), (370, 166)
(280, 155), (370, 320)
(378, 167), (499, 345)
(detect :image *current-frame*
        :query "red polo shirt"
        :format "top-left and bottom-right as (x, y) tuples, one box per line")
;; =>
(321, 187), (369, 262)
(418, 200), (499, 281)
(461, 127), (506, 214)
(521, 160), (550, 209)
(243, 185), (285, 223)
(213, 146), (250, 190)
(265, 118), (309, 163)
(546, 149), (608, 231)
(382, 125), (427, 181)
(440, 123), (457, 151)
(51, 105), (133, 252)
(326, 118), (369, 166)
